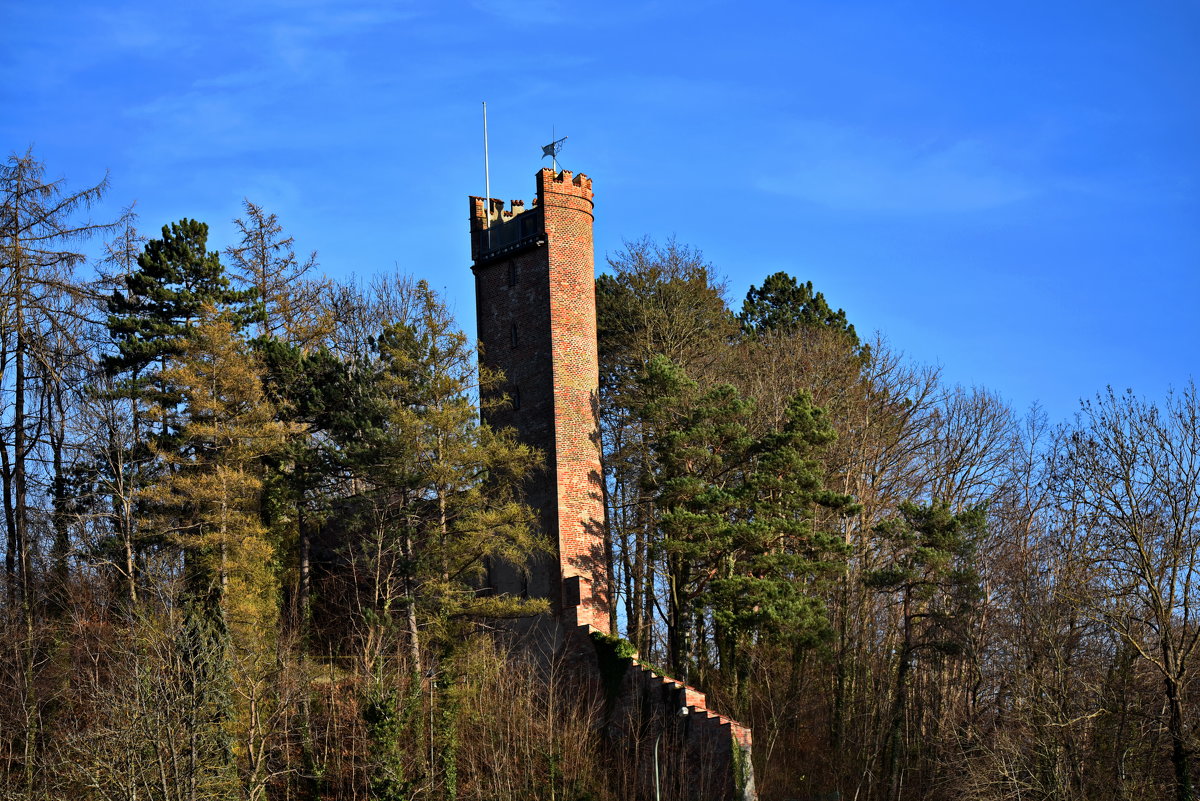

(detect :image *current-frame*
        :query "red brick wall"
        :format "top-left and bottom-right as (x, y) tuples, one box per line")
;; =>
(469, 168), (610, 633)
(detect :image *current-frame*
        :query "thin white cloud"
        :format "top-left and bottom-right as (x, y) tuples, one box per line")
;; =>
(757, 122), (1037, 214)
(113, 0), (426, 166)
(469, 0), (569, 26)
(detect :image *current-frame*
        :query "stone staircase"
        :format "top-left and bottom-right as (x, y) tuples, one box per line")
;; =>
(573, 623), (756, 800)
(625, 657), (753, 751)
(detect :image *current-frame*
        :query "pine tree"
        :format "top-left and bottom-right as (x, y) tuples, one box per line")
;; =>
(98, 220), (257, 608)
(738, 271), (858, 345)
(708, 392), (857, 708)
(640, 356), (856, 693)
(105, 218), (255, 448)
(639, 356), (752, 683)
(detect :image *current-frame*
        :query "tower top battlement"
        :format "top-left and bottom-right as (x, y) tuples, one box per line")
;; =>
(469, 169), (593, 264)
(539, 167), (592, 196)
(469, 169), (592, 230)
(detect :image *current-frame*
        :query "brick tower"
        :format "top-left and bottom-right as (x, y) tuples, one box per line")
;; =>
(469, 168), (609, 634)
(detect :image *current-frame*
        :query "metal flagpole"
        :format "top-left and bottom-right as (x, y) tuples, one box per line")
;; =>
(482, 102), (491, 245)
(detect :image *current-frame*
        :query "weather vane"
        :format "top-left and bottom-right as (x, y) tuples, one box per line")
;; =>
(542, 131), (567, 172)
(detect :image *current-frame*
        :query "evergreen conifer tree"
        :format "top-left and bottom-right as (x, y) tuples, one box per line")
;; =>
(738, 271), (858, 345)
(342, 282), (545, 678)
(105, 218), (256, 447)
(640, 356), (856, 695)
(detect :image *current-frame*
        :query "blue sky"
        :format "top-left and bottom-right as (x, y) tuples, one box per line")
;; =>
(4, 0), (1197, 424)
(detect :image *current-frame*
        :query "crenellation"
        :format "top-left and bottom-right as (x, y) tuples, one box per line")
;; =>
(470, 195), (535, 227)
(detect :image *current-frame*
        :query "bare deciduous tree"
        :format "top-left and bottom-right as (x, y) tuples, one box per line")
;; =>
(1055, 384), (1200, 801)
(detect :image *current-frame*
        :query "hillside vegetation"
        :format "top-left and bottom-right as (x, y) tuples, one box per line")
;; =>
(2, 151), (1198, 801)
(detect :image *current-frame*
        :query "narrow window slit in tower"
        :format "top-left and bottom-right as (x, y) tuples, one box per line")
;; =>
(507, 261), (517, 287)
(511, 386), (521, 411)
(511, 322), (519, 348)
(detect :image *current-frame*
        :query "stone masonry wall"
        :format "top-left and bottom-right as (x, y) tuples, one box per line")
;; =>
(577, 623), (756, 800)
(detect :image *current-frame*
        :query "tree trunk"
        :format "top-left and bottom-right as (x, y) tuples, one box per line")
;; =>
(830, 574), (850, 755)
(1, 433), (15, 604)
(600, 457), (618, 635)
(668, 558), (692, 681)
(298, 500), (310, 633)
(50, 381), (70, 616)
(404, 529), (422, 677)
(14, 299), (30, 618)
(886, 597), (914, 801)
(1166, 675), (1193, 801)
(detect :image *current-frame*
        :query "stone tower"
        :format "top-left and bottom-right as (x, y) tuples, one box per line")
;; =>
(469, 168), (756, 800)
(469, 168), (609, 634)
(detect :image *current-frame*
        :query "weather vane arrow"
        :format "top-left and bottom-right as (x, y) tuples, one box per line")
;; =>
(542, 135), (567, 171)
